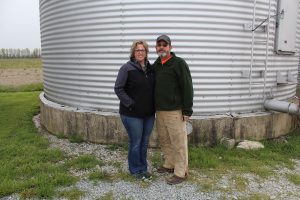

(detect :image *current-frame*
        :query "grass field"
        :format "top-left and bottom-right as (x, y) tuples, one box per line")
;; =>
(1, 59), (300, 199)
(188, 135), (300, 177)
(0, 58), (42, 86)
(1, 88), (300, 199)
(0, 91), (74, 198)
(0, 58), (41, 69)
(149, 132), (300, 178)
(0, 90), (106, 199)
(0, 83), (43, 92)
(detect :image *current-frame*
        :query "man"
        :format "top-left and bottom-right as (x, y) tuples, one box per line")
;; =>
(153, 35), (194, 185)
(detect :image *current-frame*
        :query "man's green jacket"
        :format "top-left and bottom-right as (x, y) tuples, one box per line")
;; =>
(154, 52), (194, 116)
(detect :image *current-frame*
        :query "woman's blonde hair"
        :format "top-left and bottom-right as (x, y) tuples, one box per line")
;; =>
(130, 40), (149, 60)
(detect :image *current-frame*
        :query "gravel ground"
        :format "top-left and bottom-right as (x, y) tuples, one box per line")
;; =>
(1, 115), (300, 200)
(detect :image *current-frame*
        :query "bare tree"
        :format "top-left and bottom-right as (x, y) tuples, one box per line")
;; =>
(0, 48), (41, 58)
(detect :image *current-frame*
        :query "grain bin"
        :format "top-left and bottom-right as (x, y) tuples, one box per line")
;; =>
(39, 0), (300, 146)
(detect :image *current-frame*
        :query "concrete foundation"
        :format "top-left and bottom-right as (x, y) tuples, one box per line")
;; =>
(40, 92), (298, 147)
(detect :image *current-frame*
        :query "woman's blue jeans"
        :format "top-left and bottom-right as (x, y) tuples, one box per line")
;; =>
(120, 114), (155, 175)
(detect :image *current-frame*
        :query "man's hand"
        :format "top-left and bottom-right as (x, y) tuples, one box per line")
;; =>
(183, 115), (190, 121)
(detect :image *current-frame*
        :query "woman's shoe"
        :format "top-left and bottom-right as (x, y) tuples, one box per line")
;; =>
(132, 173), (145, 180)
(142, 172), (152, 179)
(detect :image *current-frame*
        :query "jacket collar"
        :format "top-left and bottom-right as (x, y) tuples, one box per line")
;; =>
(128, 58), (150, 71)
(155, 52), (176, 65)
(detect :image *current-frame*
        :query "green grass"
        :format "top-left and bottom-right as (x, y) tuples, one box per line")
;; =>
(109, 161), (123, 168)
(0, 91), (76, 198)
(105, 143), (128, 151)
(231, 175), (248, 192)
(200, 182), (214, 192)
(287, 173), (300, 186)
(58, 188), (85, 200)
(57, 133), (88, 144)
(97, 191), (114, 200)
(65, 155), (104, 170)
(1, 84), (300, 198)
(149, 149), (163, 168)
(57, 132), (68, 139)
(0, 83), (43, 92)
(188, 132), (300, 177)
(0, 58), (41, 69)
(242, 193), (270, 200)
(69, 134), (85, 143)
(88, 170), (112, 182)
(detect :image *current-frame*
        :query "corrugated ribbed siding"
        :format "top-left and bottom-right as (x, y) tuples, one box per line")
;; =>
(297, 0), (300, 85)
(40, 0), (300, 115)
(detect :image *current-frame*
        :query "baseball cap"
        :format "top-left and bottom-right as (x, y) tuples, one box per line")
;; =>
(156, 35), (171, 45)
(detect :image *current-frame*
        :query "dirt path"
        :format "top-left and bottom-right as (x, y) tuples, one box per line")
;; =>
(0, 68), (42, 86)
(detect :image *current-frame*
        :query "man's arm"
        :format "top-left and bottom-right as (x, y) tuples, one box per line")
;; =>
(176, 59), (194, 117)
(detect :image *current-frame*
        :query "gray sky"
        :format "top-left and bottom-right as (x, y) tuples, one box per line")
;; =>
(0, 0), (41, 49)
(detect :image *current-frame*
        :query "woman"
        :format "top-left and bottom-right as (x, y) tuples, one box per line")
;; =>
(114, 40), (155, 179)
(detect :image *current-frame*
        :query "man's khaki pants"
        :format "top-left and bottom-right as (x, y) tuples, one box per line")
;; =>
(156, 110), (188, 178)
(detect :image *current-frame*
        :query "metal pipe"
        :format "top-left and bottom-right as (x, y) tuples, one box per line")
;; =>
(264, 99), (300, 115)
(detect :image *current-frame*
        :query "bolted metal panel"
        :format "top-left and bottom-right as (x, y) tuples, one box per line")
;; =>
(40, 0), (300, 115)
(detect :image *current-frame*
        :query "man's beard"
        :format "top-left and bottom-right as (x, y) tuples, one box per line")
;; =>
(158, 52), (167, 57)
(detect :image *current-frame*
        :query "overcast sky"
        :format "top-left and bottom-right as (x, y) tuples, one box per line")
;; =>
(0, 0), (41, 49)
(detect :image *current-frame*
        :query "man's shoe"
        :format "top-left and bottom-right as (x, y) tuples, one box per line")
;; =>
(156, 166), (174, 173)
(166, 175), (186, 185)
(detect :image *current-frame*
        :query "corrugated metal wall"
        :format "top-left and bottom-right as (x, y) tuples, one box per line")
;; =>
(298, 0), (300, 85)
(40, 0), (300, 115)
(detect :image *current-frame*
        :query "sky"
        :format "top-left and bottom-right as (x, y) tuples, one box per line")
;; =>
(0, 0), (41, 49)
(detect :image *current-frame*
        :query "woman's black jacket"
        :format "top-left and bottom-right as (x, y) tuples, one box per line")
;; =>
(114, 59), (155, 118)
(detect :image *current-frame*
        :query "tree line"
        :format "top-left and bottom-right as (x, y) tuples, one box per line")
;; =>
(0, 48), (41, 58)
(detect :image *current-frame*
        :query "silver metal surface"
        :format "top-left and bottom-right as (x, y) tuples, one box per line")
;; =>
(40, 0), (300, 115)
(264, 99), (300, 115)
(186, 121), (193, 135)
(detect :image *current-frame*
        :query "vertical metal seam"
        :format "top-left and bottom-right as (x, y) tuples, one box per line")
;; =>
(249, 0), (257, 96)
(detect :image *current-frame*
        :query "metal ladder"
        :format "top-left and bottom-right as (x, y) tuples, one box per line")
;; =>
(247, 0), (272, 97)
